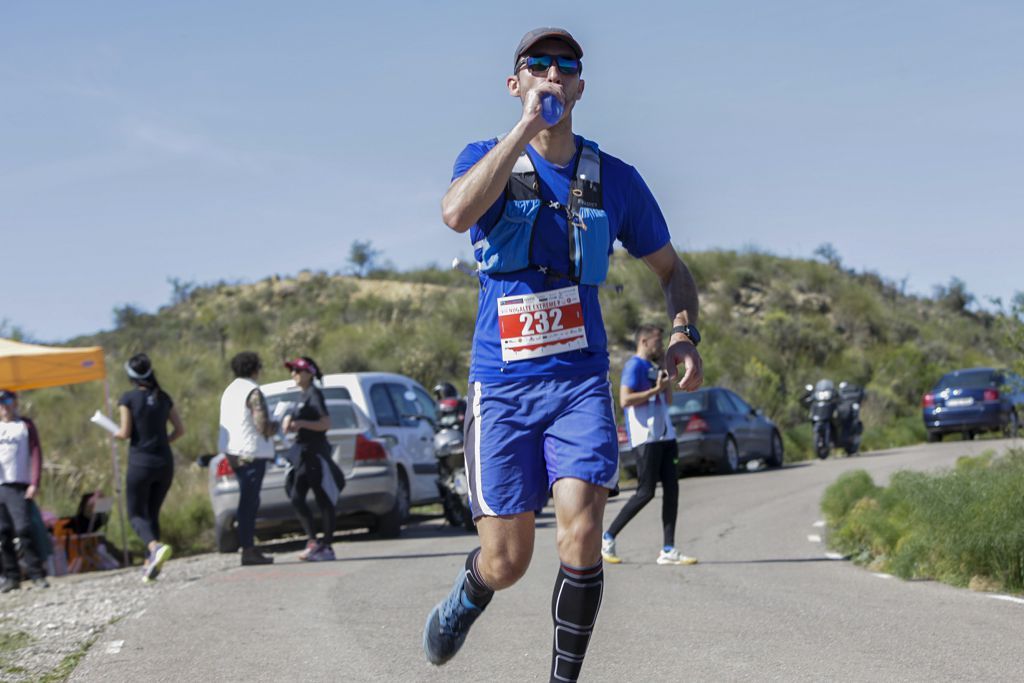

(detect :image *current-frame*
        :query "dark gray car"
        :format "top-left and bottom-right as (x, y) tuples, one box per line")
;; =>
(619, 387), (784, 476)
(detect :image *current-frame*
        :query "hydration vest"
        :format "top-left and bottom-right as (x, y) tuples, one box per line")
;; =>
(473, 138), (610, 285)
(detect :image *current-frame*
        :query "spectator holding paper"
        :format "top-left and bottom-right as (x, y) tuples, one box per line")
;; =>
(114, 353), (184, 582)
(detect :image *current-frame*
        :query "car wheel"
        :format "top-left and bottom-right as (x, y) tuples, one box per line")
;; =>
(926, 431), (942, 443)
(766, 431), (784, 468)
(1004, 411), (1020, 439)
(374, 473), (410, 539)
(215, 513), (239, 554)
(814, 424), (832, 459)
(395, 470), (411, 523)
(717, 437), (740, 474)
(963, 431), (975, 441)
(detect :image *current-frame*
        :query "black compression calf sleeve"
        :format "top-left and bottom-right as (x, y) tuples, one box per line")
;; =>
(462, 547), (494, 609)
(550, 561), (604, 683)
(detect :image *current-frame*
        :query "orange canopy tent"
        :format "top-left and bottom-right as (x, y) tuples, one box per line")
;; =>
(0, 338), (128, 566)
(0, 338), (106, 391)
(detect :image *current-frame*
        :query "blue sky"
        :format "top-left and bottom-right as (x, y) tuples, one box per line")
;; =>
(2, 1), (1022, 342)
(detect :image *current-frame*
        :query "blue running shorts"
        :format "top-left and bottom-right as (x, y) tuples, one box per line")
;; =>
(464, 373), (619, 518)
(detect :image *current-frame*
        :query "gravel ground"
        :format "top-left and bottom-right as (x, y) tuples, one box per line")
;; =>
(0, 553), (236, 682)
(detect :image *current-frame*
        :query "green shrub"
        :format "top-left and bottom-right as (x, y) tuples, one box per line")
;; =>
(822, 450), (1024, 592)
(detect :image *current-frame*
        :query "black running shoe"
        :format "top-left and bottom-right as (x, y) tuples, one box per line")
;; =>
(422, 569), (485, 665)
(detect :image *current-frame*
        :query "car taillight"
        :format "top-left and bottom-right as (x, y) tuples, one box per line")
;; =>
(215, 457), (234, 479)
(355, 434), (388, 463)
(922, 393), (935, 408)
(684, 415), (709, 433)
(616, 425), (628, 444)
(983, 389), (999, 402)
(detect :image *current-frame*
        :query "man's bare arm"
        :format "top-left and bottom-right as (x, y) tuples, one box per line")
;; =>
(642, 243), (699, 327)
(441, 121), (537, 233)
(247, 389), (278, 439)
(642, 243), (704, 391)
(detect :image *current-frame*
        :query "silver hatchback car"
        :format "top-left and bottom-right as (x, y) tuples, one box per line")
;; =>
(208, 395), (401, 552)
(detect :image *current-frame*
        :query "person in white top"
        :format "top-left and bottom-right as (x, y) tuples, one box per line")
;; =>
(218, 352), (278, 566)
(601, 325), (697, 566)
(0, 390), (48, 592)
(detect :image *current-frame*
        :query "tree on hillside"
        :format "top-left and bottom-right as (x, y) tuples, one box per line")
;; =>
(167, 277), (198, 305)
(934, 277), (974, 314)
(0, 319), (27, 341)
(347, 240), (381, 278)
(814, 242), (842, 268)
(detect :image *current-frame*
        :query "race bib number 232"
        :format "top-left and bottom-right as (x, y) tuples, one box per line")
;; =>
(497, 286), (588, 362)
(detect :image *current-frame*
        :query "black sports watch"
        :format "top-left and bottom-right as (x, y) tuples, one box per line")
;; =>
(671, 324), (701, 347)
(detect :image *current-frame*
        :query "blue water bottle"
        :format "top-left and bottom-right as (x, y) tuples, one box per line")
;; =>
(540, 94), (563, 125)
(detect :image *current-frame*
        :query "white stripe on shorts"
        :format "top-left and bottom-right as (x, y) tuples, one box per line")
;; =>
(602, 373), (620, 489)
(471, 381), (497, 517)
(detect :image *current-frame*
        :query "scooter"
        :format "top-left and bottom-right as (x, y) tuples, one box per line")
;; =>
(803, 379), (864, 458)
(432, 385), (475, 532)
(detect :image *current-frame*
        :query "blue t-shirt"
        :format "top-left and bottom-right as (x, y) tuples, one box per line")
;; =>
(454, 136), (671, 382)
(621, 355), (674, 446)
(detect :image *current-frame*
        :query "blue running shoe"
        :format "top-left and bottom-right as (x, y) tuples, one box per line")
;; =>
(423, 569), (485, 665)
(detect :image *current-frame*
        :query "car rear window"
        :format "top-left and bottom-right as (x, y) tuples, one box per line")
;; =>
(327, 402), (359, 430)
(323, 387), (351, 400)
(935, 371), (997, 391)
(266, 391), (301, 419)
(669, 392), (707, 416)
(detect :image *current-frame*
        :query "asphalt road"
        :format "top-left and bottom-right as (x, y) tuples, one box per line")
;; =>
(71, 438), (1023, 682)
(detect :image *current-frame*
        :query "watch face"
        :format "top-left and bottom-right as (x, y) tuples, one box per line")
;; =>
(687, 325), (701, 345)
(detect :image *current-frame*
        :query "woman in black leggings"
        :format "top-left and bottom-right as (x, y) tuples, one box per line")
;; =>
(115, 353), (184, 582)
(283, 356), (336, 562)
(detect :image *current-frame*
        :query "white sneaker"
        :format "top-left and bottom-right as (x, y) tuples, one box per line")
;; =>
(601, 536), (622, 564)
(657, 548), (697, 566)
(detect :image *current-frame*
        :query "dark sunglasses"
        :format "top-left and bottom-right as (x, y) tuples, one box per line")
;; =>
(517, 54), (581, 76)
(0, 397), (15, 406)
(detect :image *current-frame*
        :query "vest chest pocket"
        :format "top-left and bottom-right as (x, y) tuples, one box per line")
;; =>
(478, 199), (539, 274)
(574, 207), (611, 285)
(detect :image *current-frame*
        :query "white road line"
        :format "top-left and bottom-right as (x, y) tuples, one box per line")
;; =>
(812, 520), (826, 528)
(105, 640), (124, 655)
(988, 594), (1024, 605)
(807, 534), (822, 543)
(872, 573), (893, 579)
(824, 552), (845, 560)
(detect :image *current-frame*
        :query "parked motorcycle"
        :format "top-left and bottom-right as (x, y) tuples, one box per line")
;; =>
(803, 379), (864, 458)
(432, 383), (475, 531)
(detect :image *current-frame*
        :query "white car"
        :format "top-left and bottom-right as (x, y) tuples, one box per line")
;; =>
(261, 372), (441, 518)
(207, 397), (401, 552)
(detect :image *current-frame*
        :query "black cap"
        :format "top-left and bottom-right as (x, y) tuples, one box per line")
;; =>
(513, 27), (583, 69)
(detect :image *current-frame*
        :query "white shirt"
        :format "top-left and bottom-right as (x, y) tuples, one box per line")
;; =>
(218, 378), (275, 459)
(0, 420), (31, 484)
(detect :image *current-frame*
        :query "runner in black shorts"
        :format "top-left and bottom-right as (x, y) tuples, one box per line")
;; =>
(602, 324), (698, 566)
(422, 27), (704, 682)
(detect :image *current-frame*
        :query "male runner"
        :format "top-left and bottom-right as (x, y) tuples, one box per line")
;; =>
(601, 323), (698, 566)
(422, 27), (703, 682)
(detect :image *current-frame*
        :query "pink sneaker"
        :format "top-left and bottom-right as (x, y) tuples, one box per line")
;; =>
(309, 544), (336, 562)
(298, 540), (318, 561)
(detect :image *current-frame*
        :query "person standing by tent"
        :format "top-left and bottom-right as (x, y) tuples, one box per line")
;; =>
(115, 354), (184, 583)
(218, 351), (277, 566)
(282, 356), (339, 562)
(0, 389), (49, 591)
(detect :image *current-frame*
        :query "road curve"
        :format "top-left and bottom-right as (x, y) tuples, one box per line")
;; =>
(71, 438), (1023, 682)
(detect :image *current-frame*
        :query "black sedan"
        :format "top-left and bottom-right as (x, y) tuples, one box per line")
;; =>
(618, 387), (784, 475)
